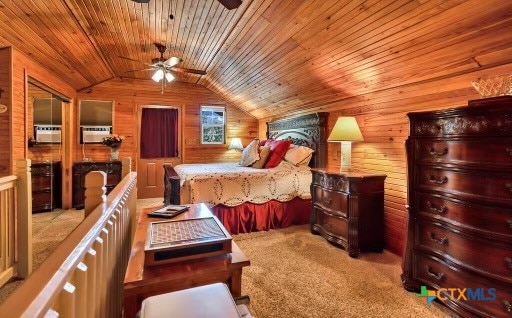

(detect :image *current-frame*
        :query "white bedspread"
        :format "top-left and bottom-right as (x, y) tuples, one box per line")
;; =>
(173, 161), (312, 206)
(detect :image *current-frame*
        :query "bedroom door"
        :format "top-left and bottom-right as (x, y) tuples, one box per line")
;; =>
(137, 105), (182, 199)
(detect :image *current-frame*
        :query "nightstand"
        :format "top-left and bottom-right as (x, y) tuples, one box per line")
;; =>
(310, 169), (386, 258)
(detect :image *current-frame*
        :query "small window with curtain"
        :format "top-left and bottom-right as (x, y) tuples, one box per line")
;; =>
(201, 106), (225, 144)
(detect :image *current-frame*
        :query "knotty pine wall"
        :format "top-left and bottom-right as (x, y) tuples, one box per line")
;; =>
(76, 78), (258, 169)
(259, 62), (512, 256)
(0, 48), (11, 177)
(8, 48), (76, 208)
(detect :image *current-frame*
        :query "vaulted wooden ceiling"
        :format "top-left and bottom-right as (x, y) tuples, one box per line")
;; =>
(1, 0), (511, 119)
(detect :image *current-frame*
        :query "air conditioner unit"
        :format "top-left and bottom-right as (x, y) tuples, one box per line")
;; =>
(34, 125), (62, 144)
(81, 126), (112, 144)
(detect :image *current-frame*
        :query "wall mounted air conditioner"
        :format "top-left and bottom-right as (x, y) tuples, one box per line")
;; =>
(34, 125), (62, 144)
(80, 126), (112, 144)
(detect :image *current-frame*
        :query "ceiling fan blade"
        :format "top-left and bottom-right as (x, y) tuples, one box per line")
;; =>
(171, 67), (206, 75)
(164, 56), (182, 67)
(217, 0), (242, 10)
(123, 68), (154, 73)
(118, 56), (145, 63)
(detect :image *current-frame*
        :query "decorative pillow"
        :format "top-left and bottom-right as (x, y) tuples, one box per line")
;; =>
(239, 139), (260, 167)
(258, 139), (268, 147)
(263, 139), (292, 168)
(251, 146), (271, 169)
(284, 145), (315, 166)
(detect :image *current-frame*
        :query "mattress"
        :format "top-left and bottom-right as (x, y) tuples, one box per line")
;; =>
(173, 160), (312, 207)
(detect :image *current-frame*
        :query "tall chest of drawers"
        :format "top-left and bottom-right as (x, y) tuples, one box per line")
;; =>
(402, 97), (512, 317)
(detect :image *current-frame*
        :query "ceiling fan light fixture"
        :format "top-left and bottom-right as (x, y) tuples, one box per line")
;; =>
(152, 68), (164, 82)
(165, 71), (175, 82)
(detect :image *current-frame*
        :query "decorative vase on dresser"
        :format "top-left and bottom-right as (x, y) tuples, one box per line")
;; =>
(310, 168), (386, 258)
(401, 96), (512, 317)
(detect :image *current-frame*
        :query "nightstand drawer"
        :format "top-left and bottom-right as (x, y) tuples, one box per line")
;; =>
(313, 207), (348, 238)
(312, 185), (347, 217)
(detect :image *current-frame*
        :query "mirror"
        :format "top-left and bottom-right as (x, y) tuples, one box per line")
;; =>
(79, 100), (113, 144)
(27, 80), (69, 213)
(27, 82), (64, 156)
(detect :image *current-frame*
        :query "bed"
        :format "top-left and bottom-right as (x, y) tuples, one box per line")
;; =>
(163, 112), (328, 234)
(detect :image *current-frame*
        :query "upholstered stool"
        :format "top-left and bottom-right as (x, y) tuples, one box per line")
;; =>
(139, 283), (251, 318)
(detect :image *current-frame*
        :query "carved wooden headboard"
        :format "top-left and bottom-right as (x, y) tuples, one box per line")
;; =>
(266, 112), (329, 168)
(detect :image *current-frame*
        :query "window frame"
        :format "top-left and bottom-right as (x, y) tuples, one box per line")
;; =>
(200, 105), (226, 145)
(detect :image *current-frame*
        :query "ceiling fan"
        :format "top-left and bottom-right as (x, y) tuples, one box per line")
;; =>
(131, 0), (242, 10)
(120, 43), (206, 89)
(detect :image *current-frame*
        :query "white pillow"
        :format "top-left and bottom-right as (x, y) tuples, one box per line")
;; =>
(284, 145), (314, 166)
(239, 139), (260, 166)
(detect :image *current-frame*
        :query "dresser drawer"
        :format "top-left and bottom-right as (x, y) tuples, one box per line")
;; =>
(415, 220), (512, 283)
(411, 111), (512, 137)
(32, 176), (53, 190)
(414, 254), (512, 318)
(312, 185), (348, 216)
(313, 207), (348, 239)
(416, 167), (512, 205)
(33, 191), (52, 205)
(415, 140), (512, 167)
(312, 173), (349, 192)
(415, 193), (512, 239)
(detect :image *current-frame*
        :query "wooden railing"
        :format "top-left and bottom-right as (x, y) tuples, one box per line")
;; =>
(0, 157), (137, 317)
(0, 159), (33, 288)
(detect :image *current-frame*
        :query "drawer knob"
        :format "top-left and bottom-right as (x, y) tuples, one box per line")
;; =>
(506, 183), (512, 193)
(428, 147), (448, 156)
(508, 219), (512, 230)
(507, 148), (512, 157)
(323, 198), (332, 205)
(504, 300), (512, 313)
(426, 201), (447, 214)
(426, 266), (444, 280)
(428, 232), (448, 245)
(506, 257), (512, 270)
(429, 176), (448, 185)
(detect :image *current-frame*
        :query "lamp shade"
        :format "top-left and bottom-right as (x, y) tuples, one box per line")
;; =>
(228, 138), (244, 151)
(165, 71), (175, 82)
(151, 69), (164, 82)
(327, 117), (364, 142)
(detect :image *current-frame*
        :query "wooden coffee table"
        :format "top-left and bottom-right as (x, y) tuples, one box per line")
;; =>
(123, 203), (251, 318)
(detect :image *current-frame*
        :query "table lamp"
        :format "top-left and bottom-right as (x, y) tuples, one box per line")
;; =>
(327, 117), (364, 171)
(228, 138), (244, 151)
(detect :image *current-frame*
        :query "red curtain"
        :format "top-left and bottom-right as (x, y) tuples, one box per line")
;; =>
(140, 108), (179, 158)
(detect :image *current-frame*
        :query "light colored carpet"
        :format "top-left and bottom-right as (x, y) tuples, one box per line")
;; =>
(234, 225), (447, 318)
(1, 199), (449, 317)
(0, 209), (84, 304)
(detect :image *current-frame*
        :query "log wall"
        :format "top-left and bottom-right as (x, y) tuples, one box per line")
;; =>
(259, 62), (512, 255)
(77, 78), (258, 169)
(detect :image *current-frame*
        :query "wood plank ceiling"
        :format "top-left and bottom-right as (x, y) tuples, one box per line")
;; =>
(0, 0), (511, 119)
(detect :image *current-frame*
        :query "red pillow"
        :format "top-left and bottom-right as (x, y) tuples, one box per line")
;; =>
(258, 139), (269, 147)
(264, 139), (292, 168)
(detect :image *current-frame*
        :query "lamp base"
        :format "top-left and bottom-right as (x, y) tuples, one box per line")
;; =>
(340, 141), (352, 172)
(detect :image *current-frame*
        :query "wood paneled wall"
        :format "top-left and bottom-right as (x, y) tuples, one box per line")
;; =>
(76, 78), (258, 168)
(0, 48), (12, 177)
(259, 62), (512, 256)
(7, 48), (76, 207)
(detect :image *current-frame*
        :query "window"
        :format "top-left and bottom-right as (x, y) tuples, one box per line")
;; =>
(201, 106), (225, 144)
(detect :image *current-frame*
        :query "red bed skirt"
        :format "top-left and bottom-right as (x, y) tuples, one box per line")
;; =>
(211, 197), (311, 234)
